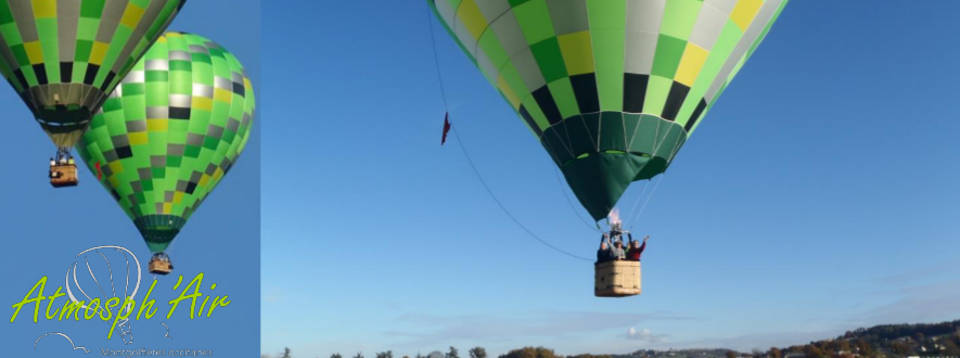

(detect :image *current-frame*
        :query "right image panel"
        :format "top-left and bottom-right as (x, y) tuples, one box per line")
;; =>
(261, 1), (960, 357)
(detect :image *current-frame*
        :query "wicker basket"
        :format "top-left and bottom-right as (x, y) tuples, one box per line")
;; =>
(50, 164), (78, 187)
(594, 260), (642, 297)
(148, 257), (173, 275)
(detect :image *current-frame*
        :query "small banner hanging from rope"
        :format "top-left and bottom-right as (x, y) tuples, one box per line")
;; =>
(441, 112), (451, 145)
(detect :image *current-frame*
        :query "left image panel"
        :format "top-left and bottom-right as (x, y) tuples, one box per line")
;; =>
(0, 0), (261, 355)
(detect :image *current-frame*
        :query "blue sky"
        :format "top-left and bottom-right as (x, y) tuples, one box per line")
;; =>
(260, 1), (960, 357)
(0, 1), (260, 356)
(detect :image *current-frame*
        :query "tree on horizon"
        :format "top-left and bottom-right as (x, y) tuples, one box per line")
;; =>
(469, 347), (487, 358)
(498, 346), (559, 358)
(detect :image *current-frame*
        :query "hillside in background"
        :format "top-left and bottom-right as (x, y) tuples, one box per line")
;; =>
(608, 319), (960, 358)
(270, 319), (960, 358)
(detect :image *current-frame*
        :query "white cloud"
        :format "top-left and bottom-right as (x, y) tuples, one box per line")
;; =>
(626, 327), (667, 344)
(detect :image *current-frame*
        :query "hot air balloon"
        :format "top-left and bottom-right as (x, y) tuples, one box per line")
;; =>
(0, 0), (186, 187)
(428, 0), (786, 296)
(76, 32), (255, 275)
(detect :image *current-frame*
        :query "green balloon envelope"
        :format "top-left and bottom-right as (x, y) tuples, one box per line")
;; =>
(0, 0), (186, 149)
(76, 32), (255, 254)
(429, 0), (787, 221)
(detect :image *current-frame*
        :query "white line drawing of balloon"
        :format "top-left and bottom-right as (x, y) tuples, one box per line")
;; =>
(161, 321), (172, 339)
(64, 245), (142, 345)
(33, 332), (90, 354)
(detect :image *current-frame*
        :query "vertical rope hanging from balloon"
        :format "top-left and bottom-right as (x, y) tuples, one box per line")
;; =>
(425, 3), (591, 262)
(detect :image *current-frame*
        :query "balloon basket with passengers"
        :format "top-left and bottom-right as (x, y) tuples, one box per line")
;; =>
(49, 149), (79, 188)
(427, 0), (787, 297)
(594, 219), (647, 297)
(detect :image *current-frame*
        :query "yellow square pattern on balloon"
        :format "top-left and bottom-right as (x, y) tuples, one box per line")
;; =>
(147, 119), (168, 131)
(109, 162), (124, 176)
(31, 0), (56, 18)
(192, 96), (213, 111)
(24, 41), (43, 64)
(557, 31), (594, 76)
(90, 41), (110, 65)
(674, 43), (709, 87)
(128, 132), (148, 145)
(213, 88), (232, 103)
(730, 0), (763, 31)
(120, 4), (146, 29)
(456, 0), (487, 40)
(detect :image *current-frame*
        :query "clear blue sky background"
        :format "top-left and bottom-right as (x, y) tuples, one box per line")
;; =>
(0, 1), (260, 356)
(261, 1), (960, 357)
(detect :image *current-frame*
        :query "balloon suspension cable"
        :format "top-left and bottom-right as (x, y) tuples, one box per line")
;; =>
(426, 7), (590, 262)
(621, 118), (684, 230)
(448, 126), (591, 262)
(425, 7), (449, 110)
(625, 179), (651, 222)
(553, 167), (601, 233)
(627, 176), (664, 230)
(55, 147), (69, 162)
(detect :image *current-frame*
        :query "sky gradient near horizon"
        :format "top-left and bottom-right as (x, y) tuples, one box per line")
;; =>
(262, 1), (960, 356)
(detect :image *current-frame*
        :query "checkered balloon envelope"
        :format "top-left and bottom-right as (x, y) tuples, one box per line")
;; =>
(75, 32), (255, 270)
(0, 0), (186, 156)
(428, 0), (786, 222)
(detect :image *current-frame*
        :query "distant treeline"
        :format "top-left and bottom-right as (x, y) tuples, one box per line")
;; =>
(615, 319), (960, 358)
(267, 319), (960, 358)
(768, 319), (960, 358)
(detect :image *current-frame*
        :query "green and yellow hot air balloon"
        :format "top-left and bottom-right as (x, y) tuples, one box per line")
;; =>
(76, 32), (255, 274)
(430, 0), (786, 222)
(429, 0), (787, 297)
(0, 0), (185, 187)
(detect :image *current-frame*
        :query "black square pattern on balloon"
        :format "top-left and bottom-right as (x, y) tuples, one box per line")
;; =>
(662, 82), (690, 121)
(115, 146), (133, 159)
(169, 106), (191, 120)
(60, 62), (72, 83)
(569, 73), (600, 114)
(532, 85), (563, 125)
(100, 71), (116, 92)
(518, 105), (543, 137)
(622, 73), (649, 113)
(32, 64), (47, 84)
(83, 64), (100, 85)
(13, 69), (28, 90)
(685, 99), (707, 131)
